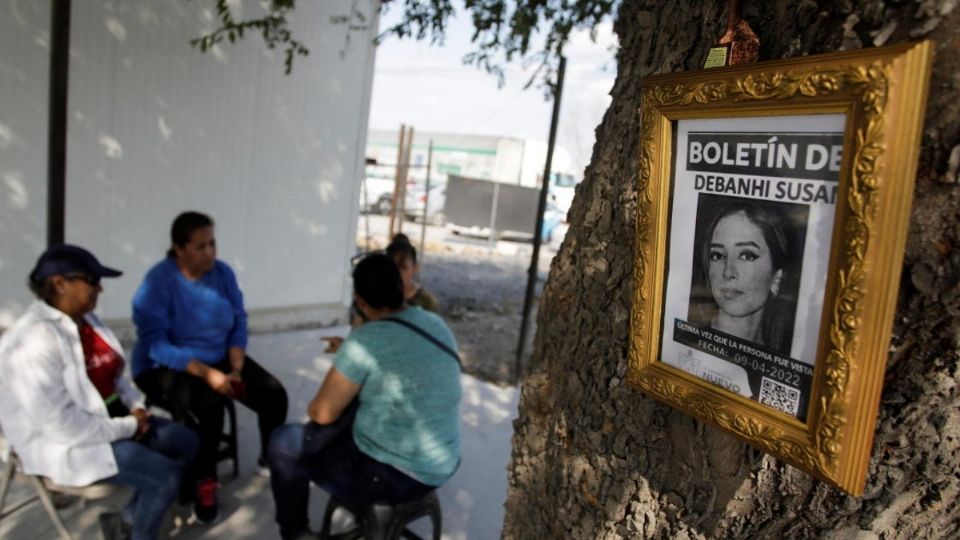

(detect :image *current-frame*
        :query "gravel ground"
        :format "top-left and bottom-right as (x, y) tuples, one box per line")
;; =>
(422, 250), (546, 386)
(359, 216), (556, 386)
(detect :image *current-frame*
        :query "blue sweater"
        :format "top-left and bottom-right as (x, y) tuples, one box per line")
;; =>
(131, 257), (248, 377)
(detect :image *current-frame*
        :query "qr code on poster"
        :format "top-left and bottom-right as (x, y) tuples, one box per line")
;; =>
(759, 377), (800, 416)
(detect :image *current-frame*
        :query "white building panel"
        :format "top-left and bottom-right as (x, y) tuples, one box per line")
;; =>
(0, 0), (378, 331)
(0, 1), (51, 327)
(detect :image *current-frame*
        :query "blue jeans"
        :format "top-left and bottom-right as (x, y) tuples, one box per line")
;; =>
(268, 423), (432, 540)
(105, 417), (198, 540)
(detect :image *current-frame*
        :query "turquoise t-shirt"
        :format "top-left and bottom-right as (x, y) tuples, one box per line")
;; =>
(334, 307), (462, 486)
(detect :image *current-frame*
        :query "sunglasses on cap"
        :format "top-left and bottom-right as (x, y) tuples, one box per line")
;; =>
(63, 273), (101, 286)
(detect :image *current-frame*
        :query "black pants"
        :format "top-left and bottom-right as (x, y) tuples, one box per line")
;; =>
(135, 355), (288, 480)
(269, 422), (434, 539)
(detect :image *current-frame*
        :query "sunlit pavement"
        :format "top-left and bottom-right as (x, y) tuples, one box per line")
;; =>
(0, 326), (518, 539)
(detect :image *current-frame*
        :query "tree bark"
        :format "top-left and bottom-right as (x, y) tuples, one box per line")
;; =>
(503, 1), (960, 538)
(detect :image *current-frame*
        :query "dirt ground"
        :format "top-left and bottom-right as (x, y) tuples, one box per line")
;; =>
(422, 249), (545, 386)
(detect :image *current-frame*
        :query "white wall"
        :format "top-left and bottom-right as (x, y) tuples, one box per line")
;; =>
(0, 0), (379, 329)
(518, 140), (572, 188)
(492, 138), (525, 184)
(0, 1), (50, 327)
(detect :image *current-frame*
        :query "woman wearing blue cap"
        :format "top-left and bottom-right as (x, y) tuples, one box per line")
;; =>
(0, 244), (199, 540)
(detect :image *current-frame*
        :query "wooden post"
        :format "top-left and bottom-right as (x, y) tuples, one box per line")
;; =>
(388, 125), (406, 238)
(396, 126), (414, 235)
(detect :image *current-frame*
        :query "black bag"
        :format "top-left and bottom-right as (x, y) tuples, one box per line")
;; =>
(381, 317), (461, 368)
(300, 399), (359, 464)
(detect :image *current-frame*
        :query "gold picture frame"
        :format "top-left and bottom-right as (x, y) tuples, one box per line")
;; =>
(627, 42), (933, 496)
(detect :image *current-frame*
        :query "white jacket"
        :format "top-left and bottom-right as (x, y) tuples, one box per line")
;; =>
(0, 301), (139, 486)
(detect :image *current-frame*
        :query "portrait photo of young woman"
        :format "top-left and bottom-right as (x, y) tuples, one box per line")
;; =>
(686, 194), (809, 358)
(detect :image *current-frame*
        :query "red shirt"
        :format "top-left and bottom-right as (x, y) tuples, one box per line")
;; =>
(79, 322), (124, 399)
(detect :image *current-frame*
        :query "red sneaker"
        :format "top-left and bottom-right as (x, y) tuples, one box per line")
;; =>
(194, 478), (219, 524)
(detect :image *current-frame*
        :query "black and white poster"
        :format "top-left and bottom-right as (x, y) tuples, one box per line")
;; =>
(661, 114), (846, 421)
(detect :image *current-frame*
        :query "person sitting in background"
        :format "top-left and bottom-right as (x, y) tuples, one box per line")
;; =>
(386, 233), (439, 312)
(268, 253), (462, 540)
(0, 244), (198, 540)
(131, 211), (288, 523)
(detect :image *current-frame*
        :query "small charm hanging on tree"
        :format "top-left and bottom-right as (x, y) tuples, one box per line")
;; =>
(704, 0), (759, 68)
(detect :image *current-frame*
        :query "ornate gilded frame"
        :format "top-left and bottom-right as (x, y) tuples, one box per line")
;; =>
(628, 42), (933, 495)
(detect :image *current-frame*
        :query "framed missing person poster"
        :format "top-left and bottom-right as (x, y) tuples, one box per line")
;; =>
(627, 42), (933, 496)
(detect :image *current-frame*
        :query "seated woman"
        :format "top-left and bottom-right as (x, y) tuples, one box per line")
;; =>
(386, 233), (439, 312)
(131, 211), (288, 523)
(0, 244), (198, 540)
(268, 253), (462, 540)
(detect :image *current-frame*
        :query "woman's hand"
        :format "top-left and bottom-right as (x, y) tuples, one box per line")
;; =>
(321, 336), (344, 354)
(131, 408), (151, 436)
(186, 359), (235, 398)
(206, 368), (235, 397)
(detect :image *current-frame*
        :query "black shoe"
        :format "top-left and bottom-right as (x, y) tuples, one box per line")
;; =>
(52, 492), (79, 509)
(288, 530), (320, 540)
(194, 478), (219, 524)
(256, 455), (271, 477)
(98, 511), (132, 540)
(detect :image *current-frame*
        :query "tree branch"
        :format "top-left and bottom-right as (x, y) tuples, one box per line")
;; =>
(189, 0), (309, 75)
(189, 0), (619, 90)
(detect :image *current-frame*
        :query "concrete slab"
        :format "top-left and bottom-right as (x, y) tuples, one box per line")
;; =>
(0, 326), (517, 539)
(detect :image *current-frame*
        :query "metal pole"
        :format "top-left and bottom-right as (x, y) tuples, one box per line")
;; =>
(47, 0), (71, 247)
(516, 142), (525, 185)
(515, 55), (566, 382)
(488, 182), (500, 247)
(419, 140), (433, 263)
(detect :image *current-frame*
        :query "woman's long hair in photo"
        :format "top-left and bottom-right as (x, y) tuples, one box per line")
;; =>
(688, 197), (803, 357)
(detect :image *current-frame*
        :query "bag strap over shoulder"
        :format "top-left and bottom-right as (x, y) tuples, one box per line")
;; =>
(381, 317), (462, 368)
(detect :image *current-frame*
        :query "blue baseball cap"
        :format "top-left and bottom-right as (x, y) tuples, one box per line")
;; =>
(29, 244), (123, 283)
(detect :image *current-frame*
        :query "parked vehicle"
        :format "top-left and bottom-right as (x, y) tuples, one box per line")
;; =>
(359, 175), (395, 214)
(548, 221), (569, 250)
(448, 201), (565, 244)
(548, 172), (579, 216)
(403, 181), (447, 225)
(541, 202), (565, 243)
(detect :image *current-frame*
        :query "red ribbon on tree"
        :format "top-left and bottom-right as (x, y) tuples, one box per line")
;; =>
(706, 0), (759, 67)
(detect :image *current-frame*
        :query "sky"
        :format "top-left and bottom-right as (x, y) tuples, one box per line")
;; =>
(367, 6), (619, 177)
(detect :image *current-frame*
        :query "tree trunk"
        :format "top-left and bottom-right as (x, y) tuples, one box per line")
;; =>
(504, 1), (960, 538)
